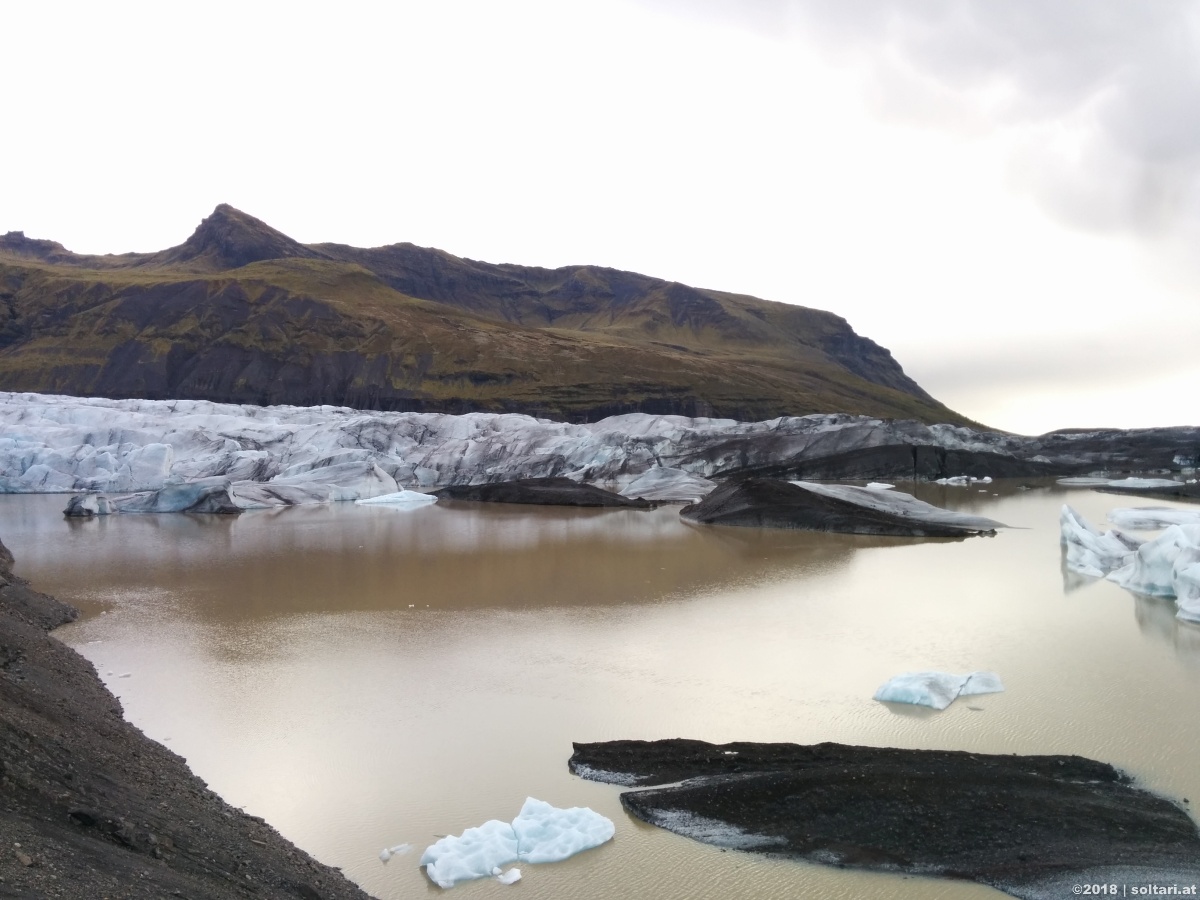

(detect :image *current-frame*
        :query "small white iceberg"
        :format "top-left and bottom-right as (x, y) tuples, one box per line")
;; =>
(420, 797), (614, 888)
(355, 490), (437, 507)
(494, 866), (522, 885)
(874, 671), (1004, 711)
(1105, 477), (1186, 490)
(378, 843), (412, 862)
(935, 475), (992, 486)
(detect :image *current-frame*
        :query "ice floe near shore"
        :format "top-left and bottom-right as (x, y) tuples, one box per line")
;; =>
(873, 671), (1004, 710)
(419, 798), (613, 888)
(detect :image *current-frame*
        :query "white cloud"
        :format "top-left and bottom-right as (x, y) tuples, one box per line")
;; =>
(2, 0), (1196, 432)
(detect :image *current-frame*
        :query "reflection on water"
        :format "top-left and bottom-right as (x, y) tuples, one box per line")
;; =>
(3, 482), (1200, 900)
(1134, 593), (1200, 667)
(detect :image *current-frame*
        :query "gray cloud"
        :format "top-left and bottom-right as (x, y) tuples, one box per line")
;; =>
(636, 0), (1200, 237)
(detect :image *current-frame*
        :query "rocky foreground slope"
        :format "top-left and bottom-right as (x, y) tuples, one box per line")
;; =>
(0, 537), (374, 899)
(0, 205), (966, 424)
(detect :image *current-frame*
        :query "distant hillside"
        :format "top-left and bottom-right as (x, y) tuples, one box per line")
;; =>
(0, 205), (970, 424)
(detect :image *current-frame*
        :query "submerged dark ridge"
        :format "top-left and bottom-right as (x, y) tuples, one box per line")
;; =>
(433, 476), (656, 508)
(1096, 482), (1200, 503)
(0, 535), (375, 899)
(569, 739), (1200, 900)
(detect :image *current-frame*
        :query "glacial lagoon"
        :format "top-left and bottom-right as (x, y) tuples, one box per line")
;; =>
(4, 482), (1200, 899)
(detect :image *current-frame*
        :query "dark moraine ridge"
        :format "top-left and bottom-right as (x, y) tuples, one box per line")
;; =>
(1096, 481), (1200, 503)
(433, 476), (655, 508)
(0, 536), (375, 899)
(569, 739), (1200, 900)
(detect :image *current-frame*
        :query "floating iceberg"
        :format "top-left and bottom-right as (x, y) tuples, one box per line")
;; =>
(874, 671), (1004, 711)
(1060, 505), (1143, 578)
(936, 475), (992, 486)
(355, 490), (437, 507)
(420, 797), (614, 889)
(1108, 507), (1200, 530)
(421, 819), (519, 889)
(511, 797), (615, 864)
(1105, 478), (1186, 490)
(494, 867), (521, 884)
(1108, 525), (1200, 599)
(1175, 552), (1200, 625)
(865, 482), (894, 490)
(378, 843), (412, 862)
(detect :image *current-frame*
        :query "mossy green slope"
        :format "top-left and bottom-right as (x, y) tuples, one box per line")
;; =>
(0, 206), (971, 424)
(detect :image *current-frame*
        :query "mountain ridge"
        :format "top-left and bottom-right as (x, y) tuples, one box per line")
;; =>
(0, 205), (969, 425)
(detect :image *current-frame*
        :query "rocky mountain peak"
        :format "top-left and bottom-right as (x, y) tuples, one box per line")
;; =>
(156, 204), (325, 271)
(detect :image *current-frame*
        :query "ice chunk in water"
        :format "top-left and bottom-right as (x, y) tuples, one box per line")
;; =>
(355, 490), (437, 506)
(874, 671), (1003, 710)
(1060, 505), (1143, 577)
(511, 797), (615, 864)
(1109, 507), (1200, 530)
(379, 843), (412, 862)
(1106, 477), (1185, 490)
(1109, 525), (1200, 598)
(421, 798), (614, 888)
(420, 819), (519, 889)
(1175, 551), (1200, 625)
(960, 671), (1005, 695)
(495, 867), (522, 884)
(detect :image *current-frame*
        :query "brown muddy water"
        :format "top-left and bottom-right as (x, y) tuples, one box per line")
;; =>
(3, 482), (1200, 900)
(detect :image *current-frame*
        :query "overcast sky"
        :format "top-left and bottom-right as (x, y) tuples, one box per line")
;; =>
(5, 1), (1198, 434)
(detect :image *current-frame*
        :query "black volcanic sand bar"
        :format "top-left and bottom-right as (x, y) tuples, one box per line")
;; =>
(569, 739), (1200, 900)
(433, 476), (656, 508)
(680, 477), (996, 536)
(1096, 481), (1200, 503)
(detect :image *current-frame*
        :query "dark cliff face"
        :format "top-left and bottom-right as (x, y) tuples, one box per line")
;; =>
(0, 205), (970, 425)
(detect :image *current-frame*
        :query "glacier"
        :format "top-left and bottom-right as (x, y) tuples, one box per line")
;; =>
(3, 392), (1199, 514)
(873, 671), (1004, 710)
(419, 797), (614, 888)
